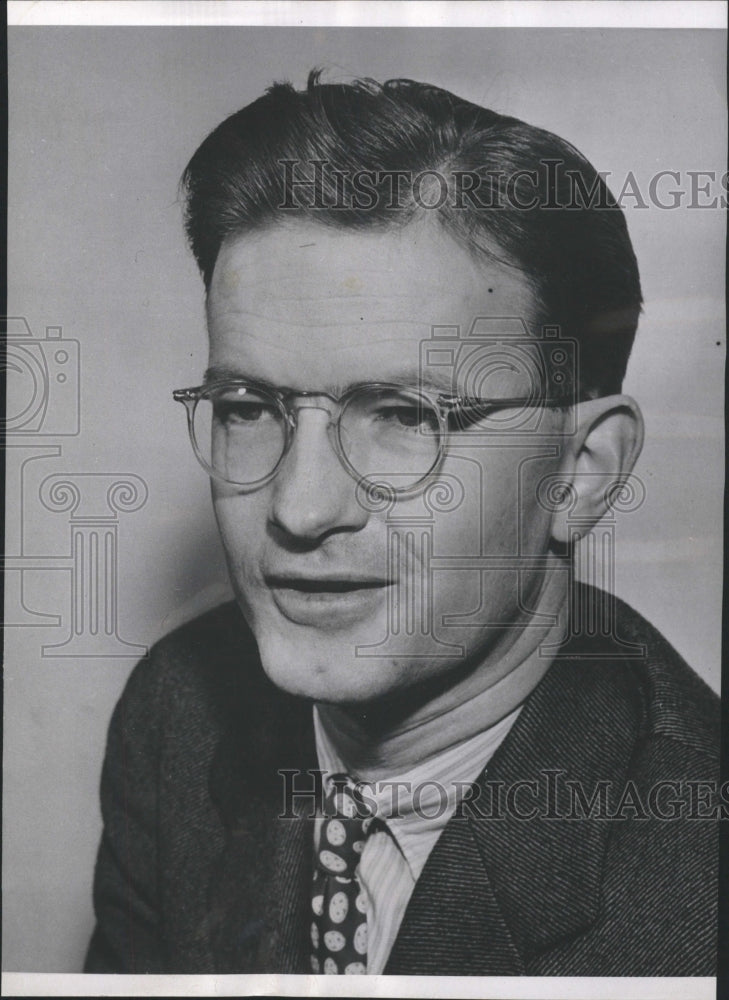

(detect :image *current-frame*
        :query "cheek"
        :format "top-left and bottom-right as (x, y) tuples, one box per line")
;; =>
(518, 454), (562, 547)
(211, 490), (268, 572)
(439, 448), (558, 556)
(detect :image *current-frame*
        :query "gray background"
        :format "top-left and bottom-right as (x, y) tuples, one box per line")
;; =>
(5, 27), (725, 971)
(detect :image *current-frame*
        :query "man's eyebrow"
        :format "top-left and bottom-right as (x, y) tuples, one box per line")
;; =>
(204, 364), (244, 383)
(203, 365), (280, 390)
(371, 368), (455, 394)
(204, 366), (298, 395)
(203, 365), (455, 395)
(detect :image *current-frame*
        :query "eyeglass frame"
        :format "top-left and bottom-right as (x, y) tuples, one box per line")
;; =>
(173, 377), (574, 496)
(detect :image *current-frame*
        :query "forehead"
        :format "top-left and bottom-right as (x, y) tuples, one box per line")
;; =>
(206, 220), (539, 389)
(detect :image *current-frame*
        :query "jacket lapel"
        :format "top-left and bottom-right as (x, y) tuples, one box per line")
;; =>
(385, 815), (524, 974)
(388, 646), (644, 973)
(257, 801), (316, 972)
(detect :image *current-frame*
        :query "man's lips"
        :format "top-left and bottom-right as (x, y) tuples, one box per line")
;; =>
(265, 574), (392, 592)
(264, 573), (392, 627)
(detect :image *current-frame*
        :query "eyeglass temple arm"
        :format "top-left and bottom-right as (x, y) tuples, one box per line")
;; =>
(438, 394), (572, 412)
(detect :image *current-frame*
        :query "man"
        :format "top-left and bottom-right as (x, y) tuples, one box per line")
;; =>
(85, 72), (719, 976)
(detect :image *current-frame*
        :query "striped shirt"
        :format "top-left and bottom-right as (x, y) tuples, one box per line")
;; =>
(313, 703), (521, 974)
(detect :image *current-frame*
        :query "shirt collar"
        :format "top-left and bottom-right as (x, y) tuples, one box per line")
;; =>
(314, 703), (521, 879)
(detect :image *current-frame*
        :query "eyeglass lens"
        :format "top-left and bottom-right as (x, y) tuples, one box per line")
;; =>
(192, 384), (442, 489)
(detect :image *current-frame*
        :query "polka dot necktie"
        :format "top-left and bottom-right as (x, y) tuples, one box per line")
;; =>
(310, 773), (374, 975)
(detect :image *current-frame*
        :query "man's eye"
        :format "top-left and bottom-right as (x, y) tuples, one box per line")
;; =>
(377, 406), (437, 431)
(215, 401), (276, 424)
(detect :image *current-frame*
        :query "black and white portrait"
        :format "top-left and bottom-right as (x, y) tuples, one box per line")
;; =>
(4, 3), (725, 997)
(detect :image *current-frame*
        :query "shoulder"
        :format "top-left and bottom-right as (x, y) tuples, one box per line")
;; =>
(596, 593), (719, 972)
(608, 588), (720, 762)
(515, 589), (720, 973)
(112, 601), (288, 751)
(557, 585), (720, 760)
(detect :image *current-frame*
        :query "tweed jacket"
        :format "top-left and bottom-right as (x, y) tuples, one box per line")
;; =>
(85, 586), (720, 976)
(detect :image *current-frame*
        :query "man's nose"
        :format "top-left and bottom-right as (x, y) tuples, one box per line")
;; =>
(269, 405), (369, 542)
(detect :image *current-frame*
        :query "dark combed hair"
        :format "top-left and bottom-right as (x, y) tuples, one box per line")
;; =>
(181, 70), (642, 397)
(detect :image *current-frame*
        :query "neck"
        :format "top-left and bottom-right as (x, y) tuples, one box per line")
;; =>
(316, 567), (568, 782)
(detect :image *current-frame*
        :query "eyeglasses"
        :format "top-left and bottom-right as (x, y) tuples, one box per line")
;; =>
(173, 378), (568, 495)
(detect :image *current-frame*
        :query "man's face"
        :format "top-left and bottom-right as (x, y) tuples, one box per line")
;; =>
(207, 220), (566, 708)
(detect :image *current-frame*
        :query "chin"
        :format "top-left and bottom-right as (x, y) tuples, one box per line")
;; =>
(252, 625), (403, 705)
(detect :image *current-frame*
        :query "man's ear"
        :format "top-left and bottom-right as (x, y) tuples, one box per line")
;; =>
(550, 395), (644, 544)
